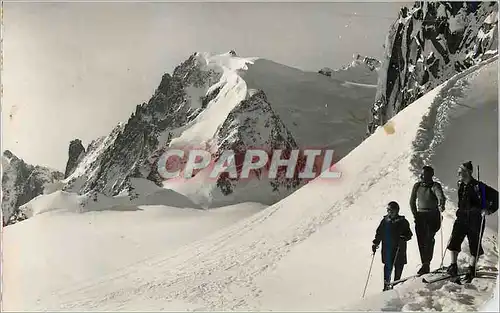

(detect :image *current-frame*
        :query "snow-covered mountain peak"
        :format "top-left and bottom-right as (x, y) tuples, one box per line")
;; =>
(319, 54), (381, 85)
(349, 54), (382, 71)
(59, 51), (263, 203)
(57, 49), (377, 209)
(190, 51), (258, 73)
(3, 149), (18, 163)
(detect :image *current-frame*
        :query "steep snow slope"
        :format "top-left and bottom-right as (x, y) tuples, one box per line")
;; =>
(417, 58), (499, 231)
(4, 55), (496, 312)
(243, 58), (376, 155)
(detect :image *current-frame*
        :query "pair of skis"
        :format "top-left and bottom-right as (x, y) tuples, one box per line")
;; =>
(387, 267), (498, 288)
(387, 266), (448, 288)
(422, 269), (498, 284)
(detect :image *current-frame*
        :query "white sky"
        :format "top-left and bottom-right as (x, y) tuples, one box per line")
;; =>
(1, 0), (408, 171)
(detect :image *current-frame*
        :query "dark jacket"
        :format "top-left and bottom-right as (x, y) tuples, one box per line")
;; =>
(409, 180), (446, 215)
(457, 178), (482, 218)
(373, 215), (413, 265)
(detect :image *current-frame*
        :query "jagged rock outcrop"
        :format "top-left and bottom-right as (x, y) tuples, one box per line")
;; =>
(319, 54), (381, 85)
(2, 150), (64, 226)
(213, 90), (304, 196)
(64, 139), (85, 178)
(368, 1), (498, 133)
(355, 55), (382, 71)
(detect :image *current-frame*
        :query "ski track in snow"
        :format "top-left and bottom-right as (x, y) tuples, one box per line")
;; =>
(3, 56), (498, 312)
(341, 81), (378, 88)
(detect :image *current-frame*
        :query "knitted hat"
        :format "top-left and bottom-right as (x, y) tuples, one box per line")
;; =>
(422, 165), (434, 176)
(387, 201), (400, 212)
(460, 161), (473, 173)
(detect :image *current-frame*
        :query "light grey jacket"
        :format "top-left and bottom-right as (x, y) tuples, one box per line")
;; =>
(410, 181), (446, 215)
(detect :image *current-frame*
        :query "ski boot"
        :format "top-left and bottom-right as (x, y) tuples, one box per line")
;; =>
(463, 265), (476, 283)
(446, 263), (462, 284)
(383, 281), (392, 291)
(446, 263), (458, 276)
(417, 263), (430, 276)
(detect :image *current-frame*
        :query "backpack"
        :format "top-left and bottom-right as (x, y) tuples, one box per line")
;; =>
(417, 181), (438, 201)
(478, 181), (499, 215)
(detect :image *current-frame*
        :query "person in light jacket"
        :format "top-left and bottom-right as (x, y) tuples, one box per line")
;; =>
(410, 165), (446, 275)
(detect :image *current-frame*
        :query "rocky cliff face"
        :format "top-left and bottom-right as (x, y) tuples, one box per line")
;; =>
(213, 90), (303, 197)
(368, 1), (498, 133)
(2, 150), (64, 226)
(64, 139), (85, 178)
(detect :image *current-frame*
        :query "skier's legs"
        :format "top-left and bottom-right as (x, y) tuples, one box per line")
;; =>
(383, 262), (392, 283)
(447, 219), (467, 256)
(450, 251), (459, 263)
(416, 212), (435, 273)
(423, 217), (433, 264)
(467, 215), (486, 263)
(429, 234), (435, 263)
(415, 213), (428, 264)
(394, 263), (404, 281)
(383, 262), (392, 290)
(447, 218), (466, 275)
(427, 211), (441, 264)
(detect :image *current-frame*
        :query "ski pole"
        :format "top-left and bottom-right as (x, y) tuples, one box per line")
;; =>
(474, 213), (486, 271)
(362, 253), (376, 298)
(389, 245), (401, 283)
(474, 164), (484, 271)
(439, 231), (453, 271)
(439, 214), (444, 268)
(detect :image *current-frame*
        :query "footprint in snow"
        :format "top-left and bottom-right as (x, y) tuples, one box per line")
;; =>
(454, 293), (475, 306)
(442, 283), (462, 293)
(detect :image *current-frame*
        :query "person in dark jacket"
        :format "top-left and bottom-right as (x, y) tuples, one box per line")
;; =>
(409, 165), (446, 275)
(372, 201), (413, 291)
(446, 161), (492, 281)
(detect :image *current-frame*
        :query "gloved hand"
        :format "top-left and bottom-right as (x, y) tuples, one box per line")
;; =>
(372, 244), (378, 253)
(439, 206), (445, 213)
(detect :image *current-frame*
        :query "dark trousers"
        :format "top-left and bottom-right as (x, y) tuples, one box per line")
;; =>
(415, 211), (441, 265)
(447, 212), (485, 258)
(384, 262), (404, 284)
